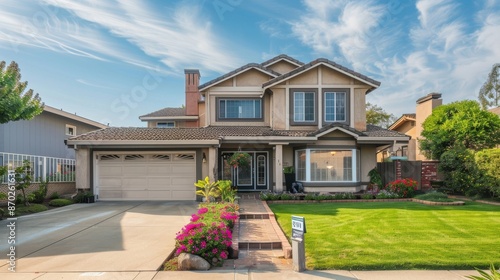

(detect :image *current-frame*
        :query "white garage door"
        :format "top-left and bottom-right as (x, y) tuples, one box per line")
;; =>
(96, 152), (196, 200)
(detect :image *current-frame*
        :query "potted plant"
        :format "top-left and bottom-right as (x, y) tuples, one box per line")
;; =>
(367, 167), (383, 192)
(283, 166), (296, 192)
(227, 152), (251, 168)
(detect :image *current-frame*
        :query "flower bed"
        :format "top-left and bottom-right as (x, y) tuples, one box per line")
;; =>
(174, 203), (239, 267)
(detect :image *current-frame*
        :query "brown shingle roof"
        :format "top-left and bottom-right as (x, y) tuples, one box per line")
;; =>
(489, 106), (500, 116)
(260, 54), (305, 67)
(70, 124), (408, 142)
(139, 107), (186, 118)
(70, 126), (313, 141)
(198, 63), (281, 91)
(262, 58), (381, 89)
(365, 125), (409, 137)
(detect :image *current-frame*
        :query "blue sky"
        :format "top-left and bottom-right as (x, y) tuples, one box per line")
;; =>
(1, 0), (499, 127)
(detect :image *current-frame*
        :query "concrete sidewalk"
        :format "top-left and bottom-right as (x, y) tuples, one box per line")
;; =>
(0, 269), (481, 279)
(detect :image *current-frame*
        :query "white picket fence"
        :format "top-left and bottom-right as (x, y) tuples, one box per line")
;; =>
(0, 152), (76, 183)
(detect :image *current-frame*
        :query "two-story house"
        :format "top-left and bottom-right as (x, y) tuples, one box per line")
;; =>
(67, 55), (409, 201)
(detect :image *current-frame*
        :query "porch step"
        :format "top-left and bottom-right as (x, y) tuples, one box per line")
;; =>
(239, 213), (270, 219)
(238, 219), (282, 251)
(238, 241), (282, 250)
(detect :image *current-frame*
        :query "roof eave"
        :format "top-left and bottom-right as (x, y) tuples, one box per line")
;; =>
(263, 61), (380, 90)
(67, 139), (220, 146)
(44, 105), (108, 129)
(139, 116), (199, 121)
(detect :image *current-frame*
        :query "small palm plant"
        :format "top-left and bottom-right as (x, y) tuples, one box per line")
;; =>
(218, 180), (237, 203)
(194, 176), (220, 203)
(467, 264), (500, 280)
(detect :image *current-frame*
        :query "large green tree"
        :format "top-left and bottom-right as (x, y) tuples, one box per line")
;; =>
(0, 61), (44, 124)
(366, 102), (396, 128)
(420, 100), (500, 160)
(478, 63), (500, 109)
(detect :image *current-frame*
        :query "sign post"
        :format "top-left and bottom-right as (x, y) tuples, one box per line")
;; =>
(291, 215), (306, 272)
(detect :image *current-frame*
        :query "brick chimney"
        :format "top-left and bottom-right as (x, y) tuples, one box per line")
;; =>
(415, 92), (442, 160)
(185, 69), (200, 116)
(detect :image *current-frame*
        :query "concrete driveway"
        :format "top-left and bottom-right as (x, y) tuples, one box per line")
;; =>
(0, 201), (197, 273)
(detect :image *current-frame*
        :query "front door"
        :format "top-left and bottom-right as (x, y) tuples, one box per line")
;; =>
(221, 151), (268, 191)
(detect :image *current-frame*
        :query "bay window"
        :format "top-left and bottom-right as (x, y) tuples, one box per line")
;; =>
(295, 149), (359, 182)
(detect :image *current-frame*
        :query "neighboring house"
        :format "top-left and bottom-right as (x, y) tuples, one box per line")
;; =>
(0, 105), (108, 159)
(385, 93), (442, 161)
(489, 106), (500, 116)
(67, 55), (409, 201)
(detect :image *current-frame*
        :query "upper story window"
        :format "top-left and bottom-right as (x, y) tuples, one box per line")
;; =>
(66, 124), (76, 136)
(218, 98), (262, 120)
(324, 91), (346, 122)
(157, 122), (175, 128)
(290, 89), (317, 125)
(323, 88), (350, 125)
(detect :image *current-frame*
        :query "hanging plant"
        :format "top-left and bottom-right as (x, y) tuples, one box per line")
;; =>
(227, 152), (251, 168)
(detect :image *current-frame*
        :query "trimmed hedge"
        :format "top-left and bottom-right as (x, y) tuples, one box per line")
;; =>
(49, 198), (74, 207)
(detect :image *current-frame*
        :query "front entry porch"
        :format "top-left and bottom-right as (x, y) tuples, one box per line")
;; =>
(220, 151), (270, 191)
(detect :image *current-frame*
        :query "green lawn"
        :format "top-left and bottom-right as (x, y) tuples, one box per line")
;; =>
(269, 202), (500, 270)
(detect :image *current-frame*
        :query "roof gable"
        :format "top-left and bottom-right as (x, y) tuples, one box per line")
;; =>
(388, 114), (416, 130)
(261, 54), (304, 68)
(198, 63), (280, 91)
(263, 58), (381, 90)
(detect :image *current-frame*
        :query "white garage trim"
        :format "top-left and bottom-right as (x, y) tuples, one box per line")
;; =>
(94, 151), (196, 201)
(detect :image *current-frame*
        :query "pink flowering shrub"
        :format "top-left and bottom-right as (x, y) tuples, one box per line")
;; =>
(175, 203), (238, 266)
(384, 178), (418, 198)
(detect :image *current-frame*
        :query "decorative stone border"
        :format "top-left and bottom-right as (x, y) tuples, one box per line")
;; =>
(230, 214), (239, 259)
(261, 201), (293, 259)
(412, 198), (465, 206)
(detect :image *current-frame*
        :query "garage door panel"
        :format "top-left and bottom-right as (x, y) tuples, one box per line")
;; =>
(172, 165), (196, 174)
(99, 190), (122, 199)
(123, 191), (148, 200)
(99, 178), (122, 187)
(148, 178), (172, 190)
(148, 165), (172, 175)
(97, 152), (195, 201)
(99, 166), (122, 176)
(121, 178), (146, 188)
(122, 166), (147, 176)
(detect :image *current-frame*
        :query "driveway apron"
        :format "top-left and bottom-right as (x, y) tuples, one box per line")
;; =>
(0, 201), (197, 272)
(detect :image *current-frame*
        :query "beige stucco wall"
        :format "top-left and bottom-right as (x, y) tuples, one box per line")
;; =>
(236, 69), (270, 86)
(198, 102), (206, 127)
(282, 145), (294, 168)
(217, 79), (233, 87)
(272, 88), (286, 130)
(395, 121), (416, 137)
(353, 88), (368, 131)
(267, 61), (299, 75)
(322, 66), (353, 85)
(75, 148), (90, 190)
(289, 68), (318, 85)
(360, 145), (377, 182)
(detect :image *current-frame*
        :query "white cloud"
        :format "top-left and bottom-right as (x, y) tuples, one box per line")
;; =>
(0, 0), (242, 74)
(290, 0), (386, 67)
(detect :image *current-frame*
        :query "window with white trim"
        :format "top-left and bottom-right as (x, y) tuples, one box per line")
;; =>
(218, 99), (262, 119)
(293, 91), (315, 122)
(157, 122), (175, 128)
(66, 124), (76, 136)
(296, 149), (357, 182)
(324, 92), (346, 122)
